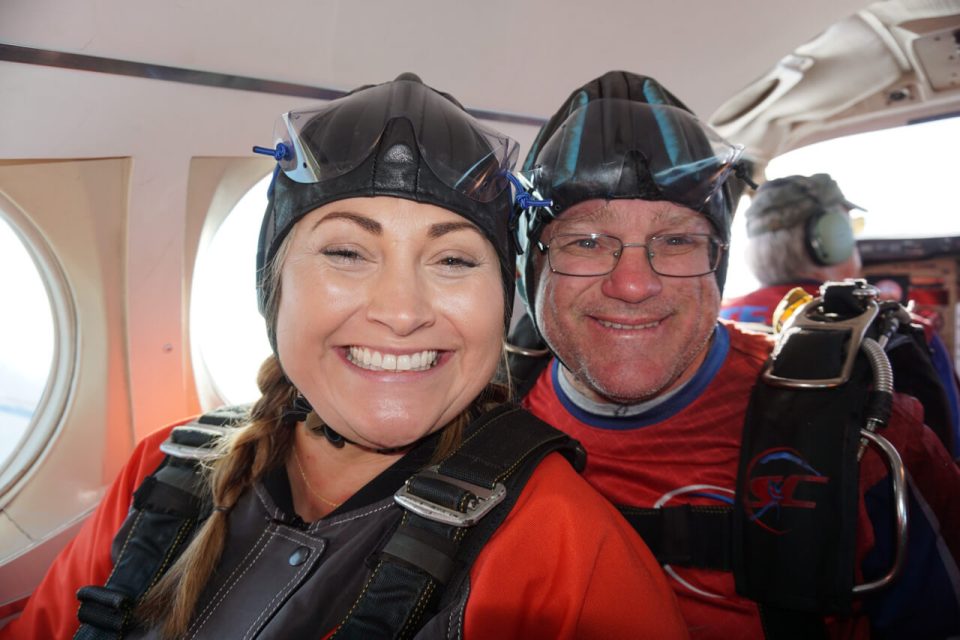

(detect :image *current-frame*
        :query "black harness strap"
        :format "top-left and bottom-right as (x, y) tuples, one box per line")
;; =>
(331, 404), (585, 639)
(618, 505), (734, 571)
(758, 604), (829, 640)
(616, 505), (828, 640)
(76, 404), (580, 640)
(74, 406), (249, 640)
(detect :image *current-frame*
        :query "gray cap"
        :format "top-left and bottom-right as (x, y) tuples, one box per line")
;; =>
(745, 173), (863, 237)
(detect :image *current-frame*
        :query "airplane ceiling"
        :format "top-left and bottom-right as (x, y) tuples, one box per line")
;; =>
(713, 0), (960, 161)
(1, 0), (874, 158)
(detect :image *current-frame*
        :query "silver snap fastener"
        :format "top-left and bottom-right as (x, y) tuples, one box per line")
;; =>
(289, 546), (310, 566)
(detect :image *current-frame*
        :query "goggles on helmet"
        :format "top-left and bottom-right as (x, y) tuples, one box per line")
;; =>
(259, 79), (519, 203)
(521, 99), (744, 217)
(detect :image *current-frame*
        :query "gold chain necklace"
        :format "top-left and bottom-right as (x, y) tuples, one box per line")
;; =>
(292, 448), (342, 509)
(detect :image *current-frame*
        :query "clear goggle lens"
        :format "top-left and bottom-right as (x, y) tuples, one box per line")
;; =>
(270, 80), (519, 202)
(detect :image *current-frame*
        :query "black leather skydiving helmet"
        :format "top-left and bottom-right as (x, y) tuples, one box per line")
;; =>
(255, 73), (520, 331)
(513, 72), (747, 325)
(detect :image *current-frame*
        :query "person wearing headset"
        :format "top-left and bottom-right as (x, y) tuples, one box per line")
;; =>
(721, 173), (863, 325)
(722, 173), (960, 457)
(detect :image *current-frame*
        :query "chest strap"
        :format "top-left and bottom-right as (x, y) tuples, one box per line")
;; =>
(74, 406), (249, 640)
(616, 505), (828, 640)
(331, 404), (585, 639)
(617, 504), (733, 571)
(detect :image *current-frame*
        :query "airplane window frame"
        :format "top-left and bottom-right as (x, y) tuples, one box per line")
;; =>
(0, 191), (77, 502)
(189, 169), (273, 409)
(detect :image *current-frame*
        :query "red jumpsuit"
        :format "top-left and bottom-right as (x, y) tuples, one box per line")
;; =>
(3, 420), (689, 639)
(524, 322), (960, 639)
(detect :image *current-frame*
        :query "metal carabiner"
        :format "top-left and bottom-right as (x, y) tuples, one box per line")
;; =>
(852, 429), (908, 594)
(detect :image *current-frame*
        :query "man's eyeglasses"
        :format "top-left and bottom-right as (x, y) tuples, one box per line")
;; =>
(539, 233), (728, 278)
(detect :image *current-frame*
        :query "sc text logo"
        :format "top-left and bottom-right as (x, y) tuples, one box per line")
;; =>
(744, 447), (829, 535)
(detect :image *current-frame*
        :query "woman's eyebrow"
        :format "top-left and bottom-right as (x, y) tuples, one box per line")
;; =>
(313, 212), (382, 234)
(429, 221), (481, 238)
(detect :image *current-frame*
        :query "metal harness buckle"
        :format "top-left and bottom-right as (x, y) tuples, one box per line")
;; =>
(763, 282), (879, 389)
(159, 423), (232, 461)
(394, 468), (507, 527)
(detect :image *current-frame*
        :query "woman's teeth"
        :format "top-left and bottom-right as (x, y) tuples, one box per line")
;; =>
(347, 347), (439, 372)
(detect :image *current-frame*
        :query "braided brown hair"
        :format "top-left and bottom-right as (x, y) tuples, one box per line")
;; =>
(137, 233), (299, 636)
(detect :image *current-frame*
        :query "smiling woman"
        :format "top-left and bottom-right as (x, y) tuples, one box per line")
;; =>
(4, 74), (688, 640)
(276, 199), (504, 454)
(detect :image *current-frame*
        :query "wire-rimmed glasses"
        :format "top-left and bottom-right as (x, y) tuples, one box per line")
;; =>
(539, 233), (727, 277)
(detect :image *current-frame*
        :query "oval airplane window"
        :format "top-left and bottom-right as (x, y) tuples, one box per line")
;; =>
(191, 174), (273, 405)
(0, 195), (75, 489)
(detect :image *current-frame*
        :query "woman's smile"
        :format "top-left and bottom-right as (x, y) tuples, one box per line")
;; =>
(345, 346), (440, 372)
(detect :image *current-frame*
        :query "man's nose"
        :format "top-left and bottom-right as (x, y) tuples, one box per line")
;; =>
(600, 245), (663, 303)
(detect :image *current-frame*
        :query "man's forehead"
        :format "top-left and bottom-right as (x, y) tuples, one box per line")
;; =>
(556, 199), (707, 228)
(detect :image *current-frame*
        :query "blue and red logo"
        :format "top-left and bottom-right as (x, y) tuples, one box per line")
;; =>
(743, 447), (830, 534)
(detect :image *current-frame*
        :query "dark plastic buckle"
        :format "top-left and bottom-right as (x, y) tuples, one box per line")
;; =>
(394, 467), (506, 527)
(159, 423), (231, 461)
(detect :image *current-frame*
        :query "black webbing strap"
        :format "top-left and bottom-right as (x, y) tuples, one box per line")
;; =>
(74, 460), (206, 640)
(618, 505), (734, 570)
(380, 516), (459, 583)
(195, 404), (250, 427)
(74, 586), (133, 640)
(331, 404), (584, 639)
(617, 503), (828, 640)
(758, 603), (828, 640)
(74, 406), (248, 639)
(733, 287), (870, 639)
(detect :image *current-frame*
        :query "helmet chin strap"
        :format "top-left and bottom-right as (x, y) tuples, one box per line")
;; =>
(303, 409), (431, 456)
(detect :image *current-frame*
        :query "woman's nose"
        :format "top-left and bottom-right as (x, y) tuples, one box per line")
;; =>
(600, 246), (663, 303)
(365, 264), (436, 336)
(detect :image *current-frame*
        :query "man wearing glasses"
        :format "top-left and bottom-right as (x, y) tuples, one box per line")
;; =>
(530, 207), (727, 407)
(509, 71), (960, 639)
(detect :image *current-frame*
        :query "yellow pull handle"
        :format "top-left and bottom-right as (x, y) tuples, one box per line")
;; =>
(772, 287), (813, 333)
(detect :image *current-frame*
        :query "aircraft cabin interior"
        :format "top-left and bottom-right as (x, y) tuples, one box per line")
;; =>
(1, 0), (959, 630)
